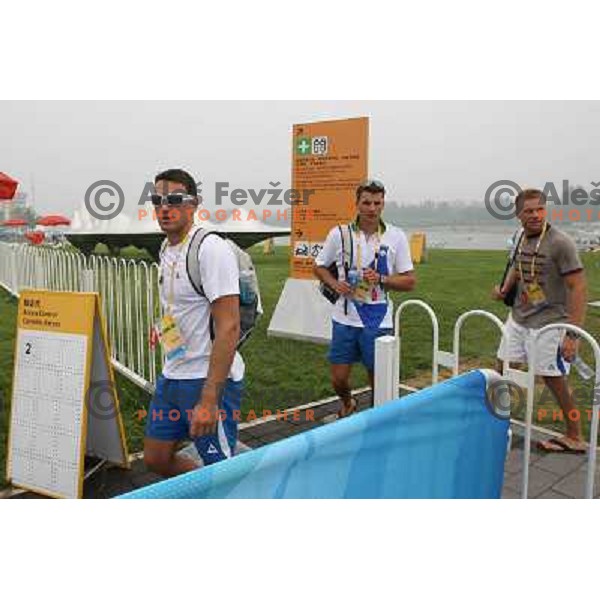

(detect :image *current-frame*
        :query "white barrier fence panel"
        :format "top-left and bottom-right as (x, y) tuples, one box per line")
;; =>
(391, 299), (599, 499)
(394, 299), (440, 386)
(394, 300), (509, 388)
(0, 242), (162, 391)
(452, 309), (508, 377)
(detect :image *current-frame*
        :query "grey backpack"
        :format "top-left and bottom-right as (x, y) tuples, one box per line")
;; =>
(160, 228), (262, 347)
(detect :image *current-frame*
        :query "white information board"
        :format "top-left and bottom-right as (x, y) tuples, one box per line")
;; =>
(7, 290), (129, 498)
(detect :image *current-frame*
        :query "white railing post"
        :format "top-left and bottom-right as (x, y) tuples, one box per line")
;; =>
(374, 335), (399, 406)
(11, 245), (18, 293)
(453, 310), (507, 376)
(81, 269), (95, 293)
(394, 299), (440, 387)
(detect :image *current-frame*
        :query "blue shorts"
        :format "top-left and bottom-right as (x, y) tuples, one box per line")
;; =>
(145, 375), (243, 466)
(328, 321), (393, 372)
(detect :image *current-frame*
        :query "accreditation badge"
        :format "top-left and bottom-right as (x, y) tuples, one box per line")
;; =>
(525, 281), (547, 308)
(157, 314), (187, 363)
(354, 280), (371, 303)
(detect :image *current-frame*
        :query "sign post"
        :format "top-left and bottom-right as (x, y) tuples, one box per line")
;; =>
(268, 117), (369, 342)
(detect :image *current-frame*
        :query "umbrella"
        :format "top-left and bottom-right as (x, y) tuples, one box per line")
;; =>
(36, 214), (71, 227)
(0, 173), (18, 201)
(25, 230), (45, 245)
(2, 218), (28, 227)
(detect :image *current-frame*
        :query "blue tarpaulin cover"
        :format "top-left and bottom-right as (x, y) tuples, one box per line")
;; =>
(118, 370), (508, 499)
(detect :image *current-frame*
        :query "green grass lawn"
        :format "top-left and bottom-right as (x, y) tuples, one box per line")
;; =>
(0, 291), (18, 488)
(1, 246), (599, 487)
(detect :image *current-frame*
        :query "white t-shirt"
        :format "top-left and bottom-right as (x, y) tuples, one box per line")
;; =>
(315, 222), (414, 328)
(159, 228), (245, 381)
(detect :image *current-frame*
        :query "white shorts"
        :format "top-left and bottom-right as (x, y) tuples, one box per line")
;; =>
(497, 315), (570, 377)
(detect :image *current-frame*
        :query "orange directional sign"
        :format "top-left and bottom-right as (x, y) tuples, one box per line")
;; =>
(290, 117), (369, 279)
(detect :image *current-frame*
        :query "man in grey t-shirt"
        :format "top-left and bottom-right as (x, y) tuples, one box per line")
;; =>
(493, 188), (588, 453)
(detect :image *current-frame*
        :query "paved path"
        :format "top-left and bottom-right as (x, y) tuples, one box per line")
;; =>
(5, 390), (598, 499)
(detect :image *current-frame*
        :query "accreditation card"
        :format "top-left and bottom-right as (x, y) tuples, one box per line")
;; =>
(157, 314), (187, 363)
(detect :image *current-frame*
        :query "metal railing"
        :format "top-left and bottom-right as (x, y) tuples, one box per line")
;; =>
(0, 242), (162, 390)
(383, 300), (599, 499)
(393, 300), (508, 388)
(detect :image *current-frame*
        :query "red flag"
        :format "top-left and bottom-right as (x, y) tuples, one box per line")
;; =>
(0, 173), (18, 201)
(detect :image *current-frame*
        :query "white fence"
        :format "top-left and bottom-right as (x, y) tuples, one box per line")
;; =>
(0, 242), (162, 391)
(375, 299), (600, 499)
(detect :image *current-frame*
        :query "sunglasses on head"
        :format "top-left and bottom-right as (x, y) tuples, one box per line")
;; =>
(150, 193), (196, 207)
(359, 179), (385, 191)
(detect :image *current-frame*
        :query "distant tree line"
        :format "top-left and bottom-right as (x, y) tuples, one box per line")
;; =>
(384, 196), (600, 228)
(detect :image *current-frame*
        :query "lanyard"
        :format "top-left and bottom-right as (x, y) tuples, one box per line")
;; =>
(517, 222), (547, 283)
(165, 232), (190, 313)
(354, 223), (382, 271)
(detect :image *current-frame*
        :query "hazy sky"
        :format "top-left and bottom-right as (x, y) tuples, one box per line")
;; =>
(2, 101), (600, 216)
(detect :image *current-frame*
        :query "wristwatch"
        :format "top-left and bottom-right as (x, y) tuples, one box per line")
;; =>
(379, 274), (388, 288)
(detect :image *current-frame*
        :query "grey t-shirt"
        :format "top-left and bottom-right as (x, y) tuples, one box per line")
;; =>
(512, 225), (583, 328)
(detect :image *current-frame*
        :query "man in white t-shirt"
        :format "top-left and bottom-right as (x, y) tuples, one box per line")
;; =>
(314, 180), (416, 418)
(144, 169), (244, 476)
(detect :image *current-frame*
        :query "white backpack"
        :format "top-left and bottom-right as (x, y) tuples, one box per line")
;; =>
(160, 228), (262, 347)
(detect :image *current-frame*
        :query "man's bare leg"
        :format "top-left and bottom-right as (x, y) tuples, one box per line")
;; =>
(331, 363), (355, 417)
(543, 375), (583, 442)
(367, 370), (375, 406)
(144, 438), (199, 477)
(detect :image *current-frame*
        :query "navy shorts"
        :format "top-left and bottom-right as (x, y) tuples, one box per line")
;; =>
(145, 375), (243, 466)
(328, 321), (393, 372)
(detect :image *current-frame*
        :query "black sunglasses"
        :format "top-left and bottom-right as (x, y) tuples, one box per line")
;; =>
(150, 193), (196, 207)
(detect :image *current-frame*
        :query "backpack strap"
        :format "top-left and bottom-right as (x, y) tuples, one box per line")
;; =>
(341, 224), (354, 315)
(337, 225), (345, 268)
(159, 237), (168, 261)
(510, 229), (525, 265)
(186, 228), (222, 297)
(346, 223), (354, 270)
(186, 228), (228, 343)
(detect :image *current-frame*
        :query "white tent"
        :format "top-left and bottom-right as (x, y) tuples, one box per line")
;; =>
(66, 204), (290, 257)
